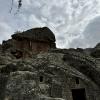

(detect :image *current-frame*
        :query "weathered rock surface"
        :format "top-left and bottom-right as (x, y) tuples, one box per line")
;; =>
(1, 27), (100, 100)
(0, 49), (100, 100)
(0, 45), (100, 100)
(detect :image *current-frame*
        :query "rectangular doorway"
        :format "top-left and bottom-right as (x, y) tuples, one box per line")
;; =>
(72, 88), (86, 100)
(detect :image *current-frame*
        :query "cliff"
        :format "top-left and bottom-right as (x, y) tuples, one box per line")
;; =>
(0, 27), (100, 100)
(0, 46), (100, 100)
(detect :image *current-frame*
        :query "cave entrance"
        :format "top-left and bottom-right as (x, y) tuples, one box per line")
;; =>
(72, 88), (86, 100)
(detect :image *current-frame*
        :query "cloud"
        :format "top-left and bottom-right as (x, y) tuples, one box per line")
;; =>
(83, 16), (100, 47)
(28, 14), (46, 28)
(0, 0), (100, 48)
(0, 22), (13, 43)
(69, 16), (100, 48)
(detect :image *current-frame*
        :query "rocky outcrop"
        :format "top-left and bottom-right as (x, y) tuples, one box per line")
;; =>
(0, 27), (100, 100)
(49, 49), (100, 85)
(0, 50), (100, 100)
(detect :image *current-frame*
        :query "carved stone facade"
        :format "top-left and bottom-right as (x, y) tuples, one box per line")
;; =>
(35, 65), (100, 100)
(13, 40), (51, 52)
(11, 27), (56, 53)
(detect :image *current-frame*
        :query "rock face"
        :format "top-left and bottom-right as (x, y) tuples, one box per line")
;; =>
(11, 27), (56, 54)
(0, 49), (100, 100)
(0, 27), (100, 100)
(0, 44), (2, 52)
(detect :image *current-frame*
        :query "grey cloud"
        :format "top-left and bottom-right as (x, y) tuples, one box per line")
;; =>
(83, 16), (100, 47)
(0, 0), (100, 48)
(69, 16), (100, 48)
(0, 22), (13, 43)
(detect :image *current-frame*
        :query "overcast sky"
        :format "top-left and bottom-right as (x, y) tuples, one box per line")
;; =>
(0, 0), (100, 48)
